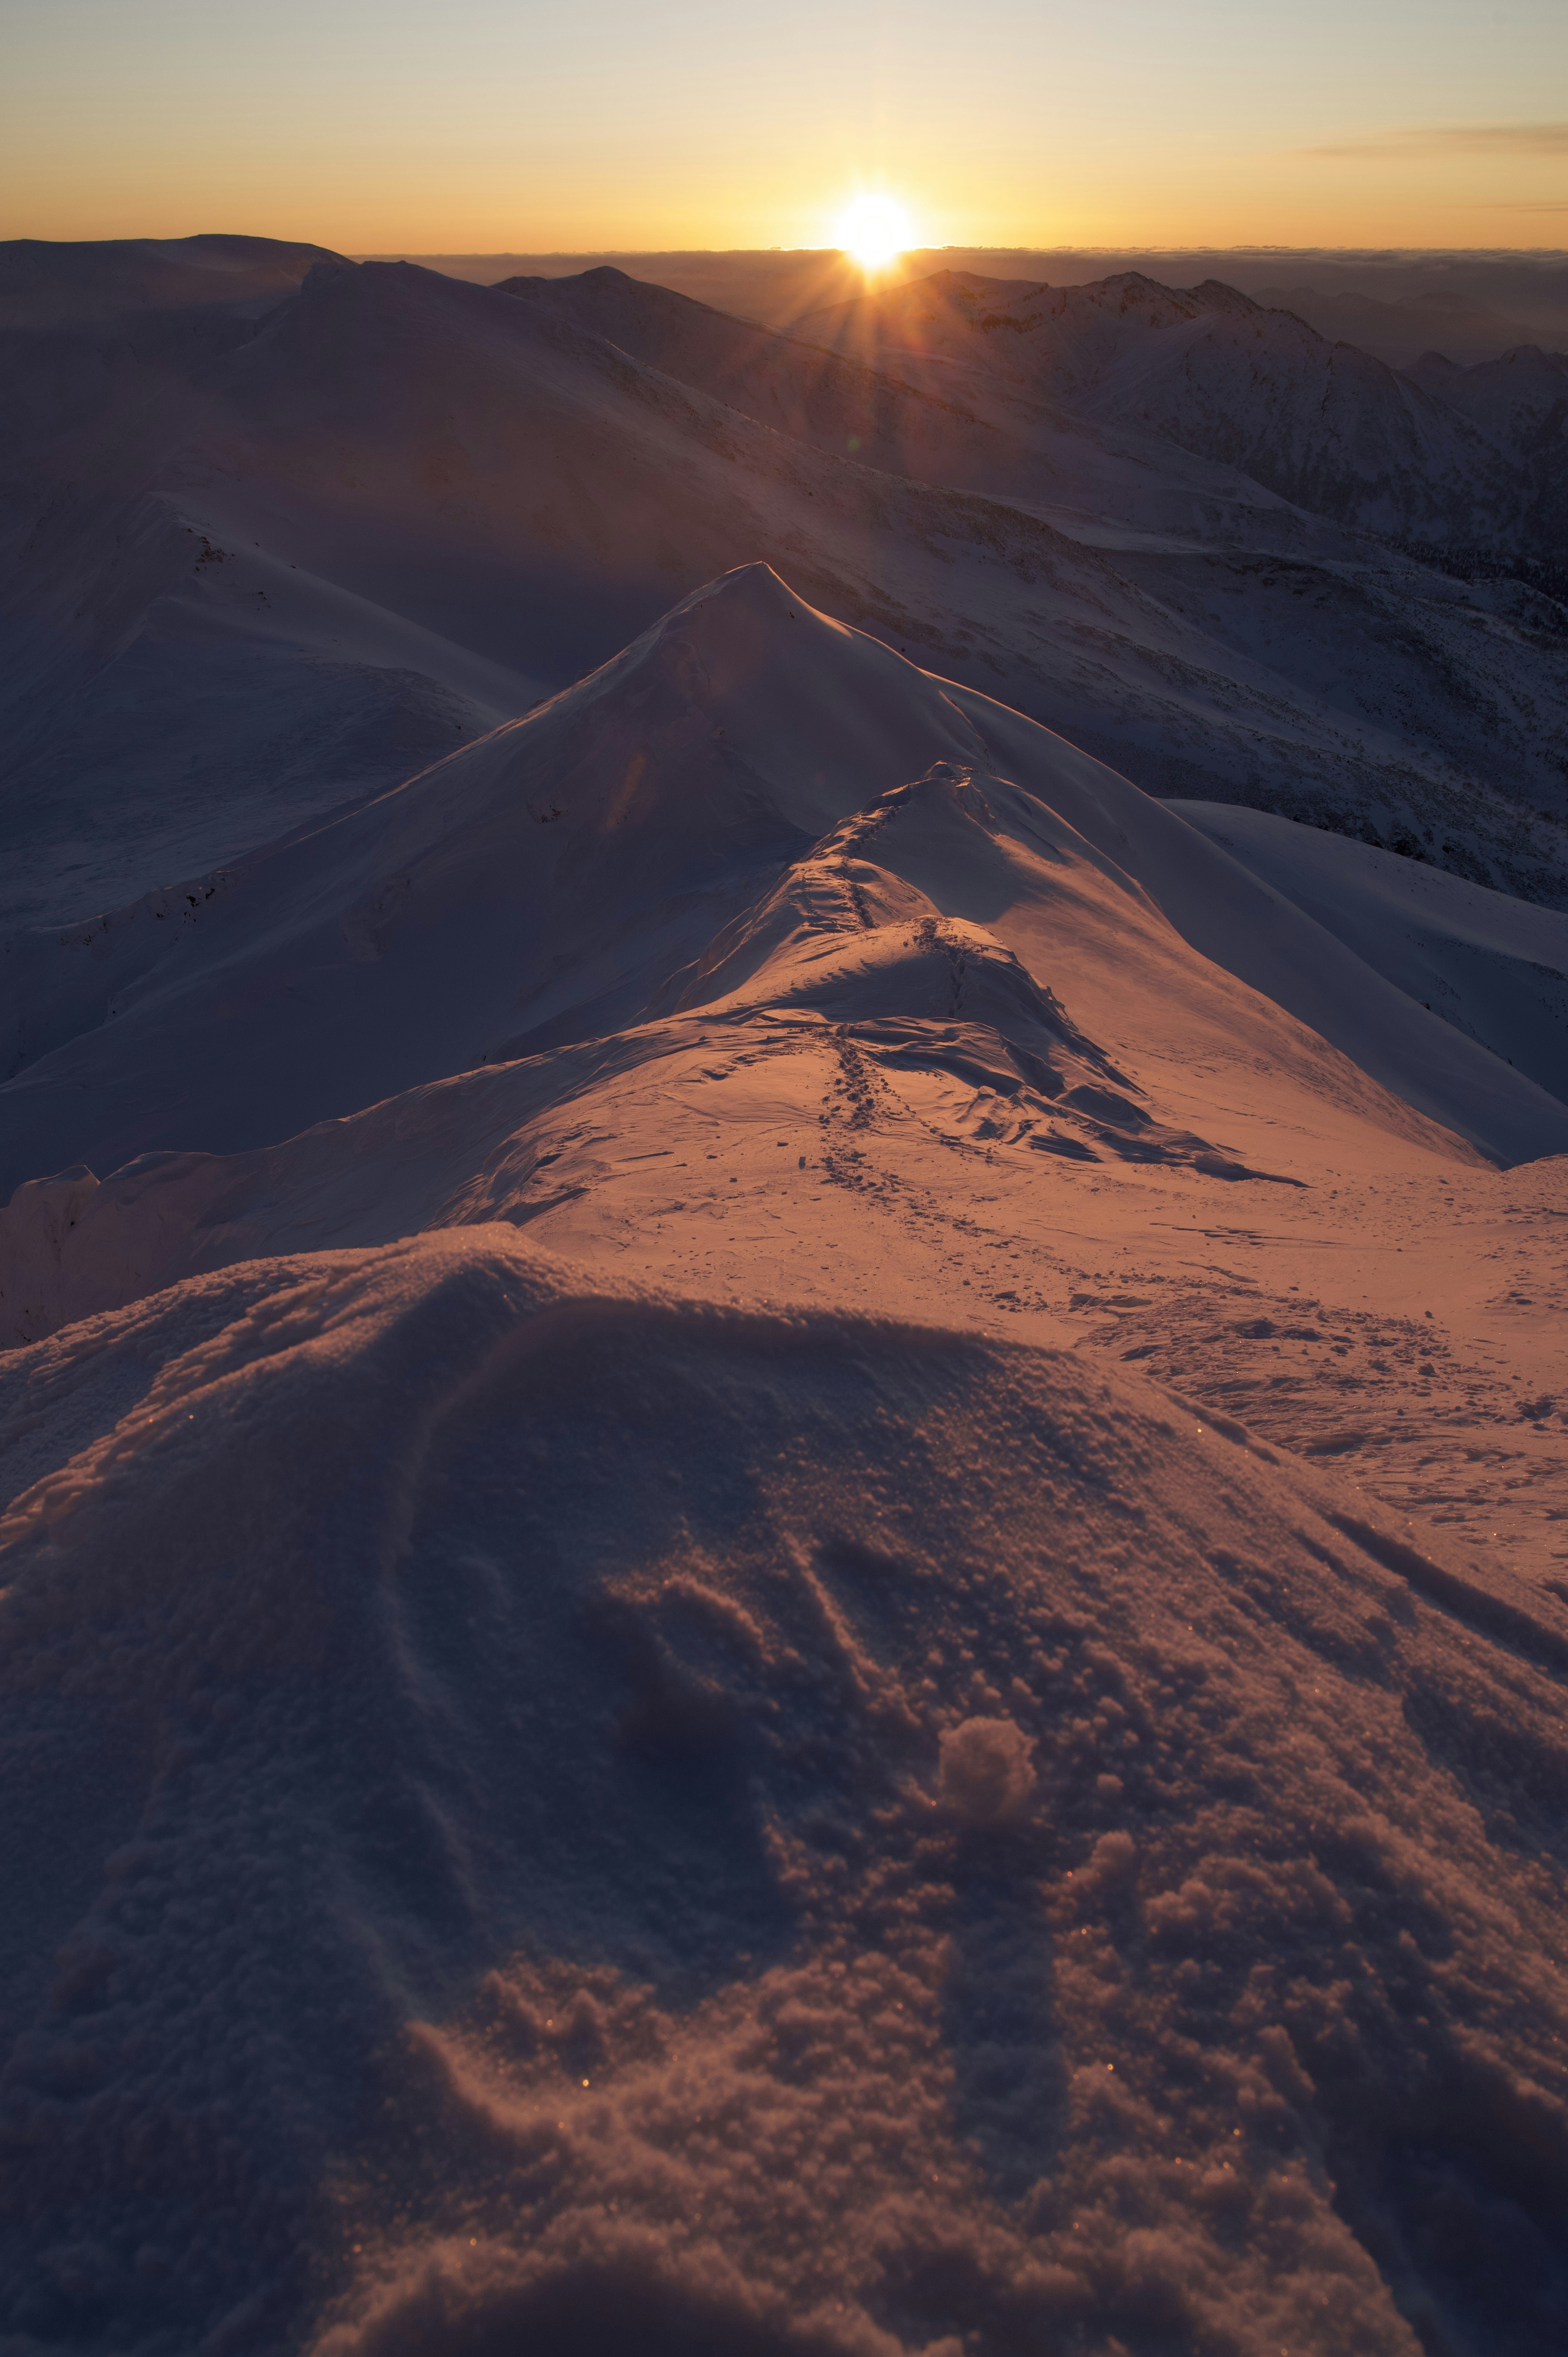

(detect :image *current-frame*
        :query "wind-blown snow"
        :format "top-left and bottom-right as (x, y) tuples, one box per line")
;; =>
(2, 1230), (1566, 2357)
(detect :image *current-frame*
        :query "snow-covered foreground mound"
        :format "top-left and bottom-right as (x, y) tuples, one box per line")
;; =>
(3, 1228), (1566, 2357)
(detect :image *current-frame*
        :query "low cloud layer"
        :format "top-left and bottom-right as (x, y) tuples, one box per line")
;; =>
(1303, 119), (1568, 160)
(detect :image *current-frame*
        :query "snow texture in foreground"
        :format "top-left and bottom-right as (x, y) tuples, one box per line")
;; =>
(2, 1229), (1566, 2356)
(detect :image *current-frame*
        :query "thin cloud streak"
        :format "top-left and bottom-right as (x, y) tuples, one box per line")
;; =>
(1302, 121), (1568, 160)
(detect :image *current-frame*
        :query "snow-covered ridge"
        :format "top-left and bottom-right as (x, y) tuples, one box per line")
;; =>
(4, 566), (1563, 1349)
(0, 230), (336, 328)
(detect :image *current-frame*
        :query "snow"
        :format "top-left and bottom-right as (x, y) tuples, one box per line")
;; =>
(2, 234), (1567, 2357)
(0, 232), (334, 330)
(1411, 341), (1568, 455)
(936, 1717), (1039, 1826)
(7, 566), (1564, 1207)
(795, 268), (1519, 546)
(1171, 801), (1568, 1103)
(5, 248), (1568, 925)
(3, 1230), (1568, 2357)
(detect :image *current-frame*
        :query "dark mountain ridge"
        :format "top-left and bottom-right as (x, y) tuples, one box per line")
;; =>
(0, 232), (339, 329)
(797, 267), (1537, 553)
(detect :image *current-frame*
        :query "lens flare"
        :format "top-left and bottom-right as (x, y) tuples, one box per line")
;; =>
(837, 195), (911, 270)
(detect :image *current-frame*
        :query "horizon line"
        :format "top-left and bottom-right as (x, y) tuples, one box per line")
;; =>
(348, 241), (1568, 261)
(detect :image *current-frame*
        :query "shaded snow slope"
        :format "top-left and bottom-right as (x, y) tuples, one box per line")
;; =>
(1408, 342), (1568, 458)
(1404, 343), (1568, 557)
(1172, 804), (1568, 1106)
(4, 253), (1566, 911)
(0, 484), (536, 927)
(3, 1230), (1567, 2357)
(5, 566), (1562, 1239)
(495, 265), (1008, 483)
(798, 269), (1526, 550)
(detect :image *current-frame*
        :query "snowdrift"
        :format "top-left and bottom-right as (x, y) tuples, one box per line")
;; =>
(2, 1229), (1566, 2357)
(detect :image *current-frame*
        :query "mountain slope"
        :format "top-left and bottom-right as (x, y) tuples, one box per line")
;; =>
(0, 478), (535, 927)
(8, 565), (1568, 1372)
(496, 264), (1004, 482)
(0, 231), (338, 329)
(4, 254), (1567, 923)
(799, 268), (1525, 549)
(1406, 342), (1568, 456)
(1405, 344), (1568, 558)
(1172, 803), (1568, 1102)
(1252, 282), (1550, 367)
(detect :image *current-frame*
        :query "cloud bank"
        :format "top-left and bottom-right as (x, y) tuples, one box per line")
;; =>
(1303, 120), (1568, 160)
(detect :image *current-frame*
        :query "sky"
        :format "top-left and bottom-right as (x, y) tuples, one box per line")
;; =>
(2, 0), (1566, 252)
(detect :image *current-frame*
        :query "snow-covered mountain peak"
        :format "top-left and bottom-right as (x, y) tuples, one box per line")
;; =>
(9, 555), (1565, 1235)
(1183, 276), (1269, 318)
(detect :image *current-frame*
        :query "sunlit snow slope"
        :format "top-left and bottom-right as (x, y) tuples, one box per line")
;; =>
(6, 567), (1564, 1316)
(1172, 802), (1568, 1104)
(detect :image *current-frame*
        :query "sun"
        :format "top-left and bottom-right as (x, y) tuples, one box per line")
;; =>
(837, 195), (911, 272)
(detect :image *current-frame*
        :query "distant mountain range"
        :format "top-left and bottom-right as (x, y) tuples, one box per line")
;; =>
(1252, 283), (1553, 368)
(2, 234), (1566, 937)
(380, 244), (1568, 356)
(791, 268), (1543, 546)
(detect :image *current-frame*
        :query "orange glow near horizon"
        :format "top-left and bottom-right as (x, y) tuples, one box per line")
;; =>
(5, 152), (1565, 259)
(3, 0), (1567, 256)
